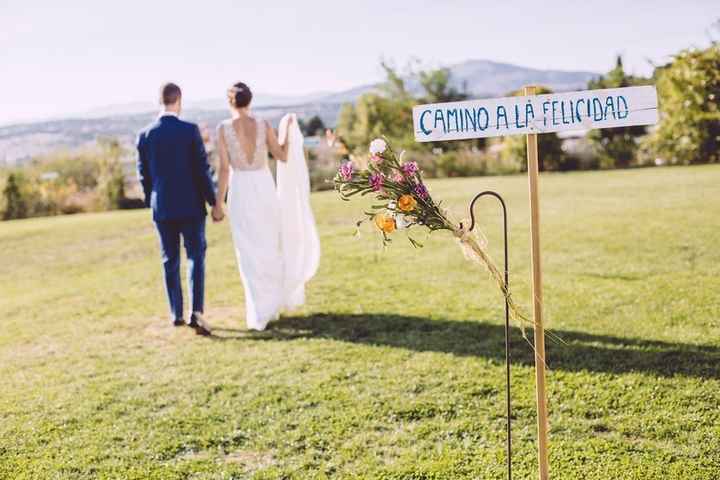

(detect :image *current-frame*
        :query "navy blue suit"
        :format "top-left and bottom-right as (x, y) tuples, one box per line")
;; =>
(137, 114), (216, 320)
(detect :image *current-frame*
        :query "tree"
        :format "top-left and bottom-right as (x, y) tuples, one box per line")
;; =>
(2, 173), (28, 220)
(418, 68), (467, 104)
(336, 92), (416, 154)
(300, 115), (326, 137)
(336, 103), (359, 150)
(644, 45), (720, 165)
(379, 60), (413, 102)
(336, 63), (478, 155)
(416, 67), (485, 152)
(587, 56), (652, 168)
(501, 87), (570, 171)
(95, 137), (127, 210)
(336, 62), (416, 154)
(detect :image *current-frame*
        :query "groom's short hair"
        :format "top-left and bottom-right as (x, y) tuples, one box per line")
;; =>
(160, 82), (182, 105)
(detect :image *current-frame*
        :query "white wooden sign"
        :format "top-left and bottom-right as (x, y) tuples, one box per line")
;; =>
(413, 85), (658, 142)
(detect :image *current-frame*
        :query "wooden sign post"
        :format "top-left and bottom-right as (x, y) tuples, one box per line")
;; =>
(523, 85), (549, 479)
(413, 84), (659, 479)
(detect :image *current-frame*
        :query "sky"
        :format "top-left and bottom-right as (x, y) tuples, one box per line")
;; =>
(1, 0), (718, 124)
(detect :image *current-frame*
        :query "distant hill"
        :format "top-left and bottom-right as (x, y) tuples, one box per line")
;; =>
(0, 104), (343, 166)
(295, 59), (598, 104)
(0, 60), (598, 165)
(443, 59), (598, 96)
(81, 91), (337, 118)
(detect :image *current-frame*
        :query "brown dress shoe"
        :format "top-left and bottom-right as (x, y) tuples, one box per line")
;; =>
(188, 312), (212, 336)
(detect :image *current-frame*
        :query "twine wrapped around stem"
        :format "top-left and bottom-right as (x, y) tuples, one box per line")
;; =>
(451, 224), (533, 335)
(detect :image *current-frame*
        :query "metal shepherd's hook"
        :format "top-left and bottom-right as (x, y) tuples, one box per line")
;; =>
(464, 190), (512, 480)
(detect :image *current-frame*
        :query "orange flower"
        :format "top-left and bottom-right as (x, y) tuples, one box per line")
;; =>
(374, 213), (396, 234)
(397, 194), (417, 212)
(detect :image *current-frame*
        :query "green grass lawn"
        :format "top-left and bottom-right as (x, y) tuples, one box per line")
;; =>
(1, 165), (719, 479)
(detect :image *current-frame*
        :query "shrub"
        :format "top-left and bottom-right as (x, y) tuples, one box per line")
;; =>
(309, 165), (337, 191)
(589, 133), (643, 169)
(411, 148), (521, 178)
(501, 131), (569, 172)
(2, 173), (29, 220)
(643, 44), (720, 165)
(1, 138), (129, 221)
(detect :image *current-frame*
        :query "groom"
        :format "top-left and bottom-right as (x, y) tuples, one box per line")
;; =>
(137, 82), (221, 335)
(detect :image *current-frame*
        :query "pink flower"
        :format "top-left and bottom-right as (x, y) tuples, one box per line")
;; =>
(370, 154), (383, 165)
(369, 172), (385, 192)
(338, 161), (354, 181)
(401, 161), (419, 176)
(414, 183), (429, 199)
(392, 172), (404, 183)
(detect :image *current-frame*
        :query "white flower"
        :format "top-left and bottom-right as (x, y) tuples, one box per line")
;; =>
(395, 214), (410, 230)
(369, 138), (387, 155)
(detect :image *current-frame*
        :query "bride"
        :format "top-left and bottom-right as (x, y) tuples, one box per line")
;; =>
(212, 81), (320, 330)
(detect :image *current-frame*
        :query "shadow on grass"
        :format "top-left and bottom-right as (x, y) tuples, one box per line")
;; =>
(211, 313), (719, 379)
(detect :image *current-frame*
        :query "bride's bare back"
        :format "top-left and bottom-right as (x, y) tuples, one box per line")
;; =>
(217, 115), (289, 171)
(232, 116), (258, 162)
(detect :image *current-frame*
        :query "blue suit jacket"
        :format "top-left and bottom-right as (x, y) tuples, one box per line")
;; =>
(136, 115), (216, 222)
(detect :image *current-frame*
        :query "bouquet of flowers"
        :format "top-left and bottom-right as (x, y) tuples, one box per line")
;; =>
(334, 138), (531, 330)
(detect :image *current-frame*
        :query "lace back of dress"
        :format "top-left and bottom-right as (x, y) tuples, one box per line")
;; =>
(222, 118), (268, 171)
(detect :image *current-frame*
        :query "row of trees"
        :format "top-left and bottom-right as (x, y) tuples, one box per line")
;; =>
(1, 138), (130, 220)
(336, 44), (720, 174)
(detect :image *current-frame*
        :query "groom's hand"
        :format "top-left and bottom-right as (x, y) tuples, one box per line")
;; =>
(211, 204), (225, 223)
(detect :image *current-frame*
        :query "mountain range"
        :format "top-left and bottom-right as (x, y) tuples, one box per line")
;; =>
(0, 60), (599, 165)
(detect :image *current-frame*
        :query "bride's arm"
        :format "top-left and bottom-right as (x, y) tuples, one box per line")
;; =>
(266, 119), (291, 162)
(213, 126), (230, 221)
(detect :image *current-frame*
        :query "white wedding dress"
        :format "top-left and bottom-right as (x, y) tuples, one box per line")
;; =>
(218, 114), (320, 330)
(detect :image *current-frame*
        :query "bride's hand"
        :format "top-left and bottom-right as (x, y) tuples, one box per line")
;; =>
(283, 115), (294, 146)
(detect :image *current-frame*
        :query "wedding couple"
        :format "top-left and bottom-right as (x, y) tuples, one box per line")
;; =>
(137, 82), (320, 336)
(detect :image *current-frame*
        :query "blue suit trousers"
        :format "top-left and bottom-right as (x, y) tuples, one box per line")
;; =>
(154, 218), (206, 320)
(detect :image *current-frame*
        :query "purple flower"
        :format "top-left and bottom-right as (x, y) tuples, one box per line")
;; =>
(369, 172), (385, 192)
(338, 161), (354, 181)
(401, 161), (419, 176)
(414, 183), (429, 199)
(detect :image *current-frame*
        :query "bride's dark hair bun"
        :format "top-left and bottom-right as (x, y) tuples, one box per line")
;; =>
(228, 82), (252, 108)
